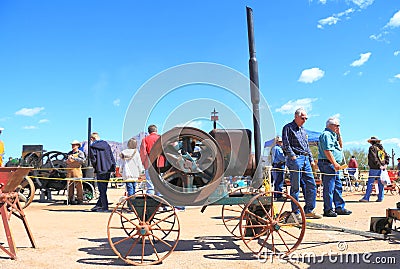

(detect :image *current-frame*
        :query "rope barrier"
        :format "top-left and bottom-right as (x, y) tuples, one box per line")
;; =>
(24, 166), (146, 183)
(269, 166), (392, 179)
(22, 166), (397, 183)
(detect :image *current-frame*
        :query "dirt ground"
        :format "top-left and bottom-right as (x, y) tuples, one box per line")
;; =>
(1, 186), (400, 269)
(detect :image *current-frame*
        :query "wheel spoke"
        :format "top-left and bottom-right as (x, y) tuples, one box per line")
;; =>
(113, 233), (138, 246)
(148, 235), (161, 260)
(275, 230), (292, 252)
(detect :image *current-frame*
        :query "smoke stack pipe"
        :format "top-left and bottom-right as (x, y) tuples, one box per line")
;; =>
(87, 117), (92, 166)
(246, 6), (263, 187)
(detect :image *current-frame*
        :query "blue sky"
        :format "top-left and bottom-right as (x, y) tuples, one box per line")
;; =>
(0, 0), (399, 162)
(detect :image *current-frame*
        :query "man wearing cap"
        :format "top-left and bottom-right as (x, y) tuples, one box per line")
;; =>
(359, 136), (389, 202)
(66, 140), (86, 205)
(282, 108), (322, 220)
(0, 127), (4, 167)
(271, 136), (285, 200)
(317, 117), (352, 217)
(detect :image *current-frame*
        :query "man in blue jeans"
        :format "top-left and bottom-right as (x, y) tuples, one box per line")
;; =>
(282, 108), (322, 220)
(317, 117), (352, 217)
(359, 136), (389, 202)
(89, 132), (116, 212)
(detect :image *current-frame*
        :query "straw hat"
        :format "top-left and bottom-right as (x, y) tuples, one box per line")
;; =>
(71, 140), (81, 146)
(367, 136), (381, 143)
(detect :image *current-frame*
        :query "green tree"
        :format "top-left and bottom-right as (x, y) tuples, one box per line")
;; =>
(310, 145), (319, 161)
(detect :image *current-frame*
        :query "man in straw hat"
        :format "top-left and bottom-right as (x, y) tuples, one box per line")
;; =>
(65, 140), (86, 205)
(359, 136), (389, 202)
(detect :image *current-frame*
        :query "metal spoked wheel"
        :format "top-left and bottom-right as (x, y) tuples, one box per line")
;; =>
(221, 187), (252, 237)
(222, 204), (246, 237)
(239, 191), (306, 258)
(119, 195), (176, 240)
(18, 176), (36, 209)
(107, 193), (180, 265)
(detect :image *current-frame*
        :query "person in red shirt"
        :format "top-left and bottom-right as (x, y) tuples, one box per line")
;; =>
(140, 124), (162, 195)
(348, 156), (358, 178)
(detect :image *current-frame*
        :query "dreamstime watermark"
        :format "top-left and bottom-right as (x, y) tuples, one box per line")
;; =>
(257, 241), (397, 265)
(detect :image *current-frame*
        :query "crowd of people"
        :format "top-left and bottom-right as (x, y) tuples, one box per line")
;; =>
(0, 112), (397, 216)
(271, 107), (392, 220)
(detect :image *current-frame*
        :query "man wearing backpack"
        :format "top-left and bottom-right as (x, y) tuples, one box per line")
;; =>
(359, 136), (389, 202)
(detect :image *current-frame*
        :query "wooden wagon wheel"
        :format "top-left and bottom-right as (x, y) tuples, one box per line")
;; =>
(239, 191), (306, 258)
(17, 176), (36, 209)
(107, 193), (180, 265)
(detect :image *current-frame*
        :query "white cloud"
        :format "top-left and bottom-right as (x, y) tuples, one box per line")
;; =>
(386, 10), (400, 28)
(342, 139), (368, 148)
(113, 99), (120, 106)
(317, 8), (355, 29)
(316, 0), (372, 28)
(23, 126), (37, 130)
(38, 119), (49, 124)
(369, 31), (390, 43)
(350, 52), (371, 67)
(318, 16), (339, 28)
(394, 51), (400, 56)
(175, 120), (204, 129)
(276, 98), (318, 115)
(343, 70), (351, 76)
(298, 68), (325, 83)
(351, 0), (374, 9)
(15, 107), (44, 117)
(383, 137), (400, 148)
(345, 137), (400, 152)
(395, 74), (400, 79)
(371, 10), (400, 42)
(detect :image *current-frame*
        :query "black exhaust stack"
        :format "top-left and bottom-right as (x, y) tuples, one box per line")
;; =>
(246, 7), (263, 188)
(85, 117), (94, 179)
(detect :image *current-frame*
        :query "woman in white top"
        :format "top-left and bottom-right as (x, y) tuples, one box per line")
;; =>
(119, 138), (144, 196)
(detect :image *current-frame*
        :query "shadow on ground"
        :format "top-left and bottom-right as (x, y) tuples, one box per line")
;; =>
(76, 235), (255, 266)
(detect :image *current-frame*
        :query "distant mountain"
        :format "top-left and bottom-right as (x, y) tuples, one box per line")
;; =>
(80, 131), (147, 163)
